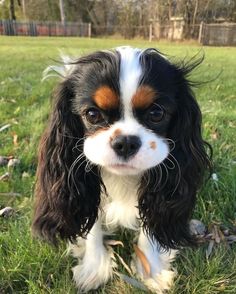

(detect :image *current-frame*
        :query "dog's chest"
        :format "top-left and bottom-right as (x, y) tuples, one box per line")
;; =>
(101, 171), (140, 230)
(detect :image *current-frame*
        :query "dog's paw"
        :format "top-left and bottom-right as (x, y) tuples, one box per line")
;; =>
(142, 270), (176, 293)
(131, 250), (176, 293)
(72, 247), (116, 292)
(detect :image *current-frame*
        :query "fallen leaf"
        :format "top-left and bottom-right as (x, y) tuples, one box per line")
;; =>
(12, 132), (18, 146)
(0, 207), (14, 217)
(190, 219), (206, 236)
(211, 129), (220, 140)
(8, 158), (20, 168)
(206, 240), (215, 258)
(218, 229), (225, 242)
(0, 124), (11, 132)
(133, 244), (151, 278)
(214, 225), (221, 244)
(225, 235), (236, 244)
(105, 239), (124, 247)
(117, 273), (148, 291)
(0, 172), (10, 181)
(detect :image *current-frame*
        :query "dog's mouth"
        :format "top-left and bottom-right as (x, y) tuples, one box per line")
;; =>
(110, 163), (135, 169)
(105, 163), (141, 175)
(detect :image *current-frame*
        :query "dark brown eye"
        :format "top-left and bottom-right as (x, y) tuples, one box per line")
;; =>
(85, 108), (104, 124)
(147, 104), (165, 124)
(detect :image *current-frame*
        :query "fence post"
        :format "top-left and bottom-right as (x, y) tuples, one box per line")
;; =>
(149, 23), (152, 42)
(198, 21), (204, 44)
(88, 22), (91, 38)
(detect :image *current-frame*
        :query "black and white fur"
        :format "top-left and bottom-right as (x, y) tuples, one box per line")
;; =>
(33, 47), (211, 293)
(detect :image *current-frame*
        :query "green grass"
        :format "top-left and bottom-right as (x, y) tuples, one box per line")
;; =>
(0, 36), (236, 293)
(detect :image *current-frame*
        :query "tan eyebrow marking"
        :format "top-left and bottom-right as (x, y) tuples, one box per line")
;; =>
(132, 85), (157, 109)
(93, 86), (119, 110)
(150, 141), (157, 150)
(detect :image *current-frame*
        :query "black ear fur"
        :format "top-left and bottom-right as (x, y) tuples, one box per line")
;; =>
(32, 78), (102, 244)
(138, 59), (212, 249)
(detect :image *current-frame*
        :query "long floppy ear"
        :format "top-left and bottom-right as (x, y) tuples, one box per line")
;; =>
(138, 60), (212, 249)
(32, 78), (102, 244)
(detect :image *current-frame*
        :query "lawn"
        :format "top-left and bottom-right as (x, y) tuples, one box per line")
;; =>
(0, 36), (235, 293)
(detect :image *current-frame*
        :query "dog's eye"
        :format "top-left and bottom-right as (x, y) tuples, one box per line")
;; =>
(147, 104), (165, 124)
(85, 108), (104, 124)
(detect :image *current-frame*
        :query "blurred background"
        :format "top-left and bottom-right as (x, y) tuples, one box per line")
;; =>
(0, 0), (236, 45)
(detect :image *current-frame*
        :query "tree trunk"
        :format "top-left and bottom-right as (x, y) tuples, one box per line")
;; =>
(22, 0), (26, 20)
(192, 0), (199, 26)
(59, 0), (65, 25)
(168, 0), (172, 20)
(191, 0), (199, 37)
(9, 0), (16, 20)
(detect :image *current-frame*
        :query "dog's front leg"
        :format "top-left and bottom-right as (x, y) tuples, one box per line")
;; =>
(70, 220), (116, 292)
(133, 229), (177, 293)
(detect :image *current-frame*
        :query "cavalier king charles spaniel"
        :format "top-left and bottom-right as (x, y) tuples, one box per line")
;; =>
(32, 47), (211, 293)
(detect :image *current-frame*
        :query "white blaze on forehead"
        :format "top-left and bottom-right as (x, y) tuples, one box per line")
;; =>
(116, 46), (143, 118)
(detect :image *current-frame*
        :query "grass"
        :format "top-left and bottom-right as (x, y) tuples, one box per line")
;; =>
(0, 36), (236, 293)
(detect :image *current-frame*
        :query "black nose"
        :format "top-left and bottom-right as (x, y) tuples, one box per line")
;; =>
(110, 135), (141, 159)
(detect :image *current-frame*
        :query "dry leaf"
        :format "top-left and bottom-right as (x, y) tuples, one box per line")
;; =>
(117, 273), (148, 291)
(105, 239), (124, 247)
(225, 235), (236, 244)
(214, 225), (221, 244)
(211, 129), (220, 140)
(0, 124), (11, 132)
(218, 229), (225, 242)
(0, 206), (14, 217)
(190, 219), (206, 236)
(0, 172), (10, 181)
(12, 132), (18, 146)
(133, 244), (151, 278)
(8, 158), (20, 168)
(206, 240), (215, 258)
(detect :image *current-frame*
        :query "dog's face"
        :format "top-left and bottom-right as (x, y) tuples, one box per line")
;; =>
(72, 47), (177, 175)
(33, 47), (211, 248)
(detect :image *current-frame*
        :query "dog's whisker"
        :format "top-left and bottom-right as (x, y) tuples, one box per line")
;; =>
(163, 138), (176, 152)
(68, 153), (86, 181)
(159, 162), (169, 190)
(168, 154), (182, 197)
(165, 157), (176, 170)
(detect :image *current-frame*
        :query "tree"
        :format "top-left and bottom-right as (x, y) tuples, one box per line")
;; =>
(59, 0), (65, 24)
(0, 0), (22, 20)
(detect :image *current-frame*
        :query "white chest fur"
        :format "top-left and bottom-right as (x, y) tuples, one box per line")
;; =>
(101, 170), (140, 230)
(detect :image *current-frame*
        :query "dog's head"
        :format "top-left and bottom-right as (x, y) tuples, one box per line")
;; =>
(32, 47), (211, 248)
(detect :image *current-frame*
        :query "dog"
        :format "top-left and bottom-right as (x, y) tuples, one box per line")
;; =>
(32, 46), (211, 293)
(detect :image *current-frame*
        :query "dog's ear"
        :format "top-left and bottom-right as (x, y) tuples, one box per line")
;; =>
(138, 61), (212, 249)
(32, 78), (102, 244)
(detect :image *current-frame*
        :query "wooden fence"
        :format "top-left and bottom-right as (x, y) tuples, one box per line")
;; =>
(0, 19), (235, 46)
(0, 20), (91, 37)
(199, 22), (236, 46)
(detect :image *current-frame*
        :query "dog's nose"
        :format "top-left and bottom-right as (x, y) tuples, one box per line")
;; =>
(110, 135), (141, 159)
